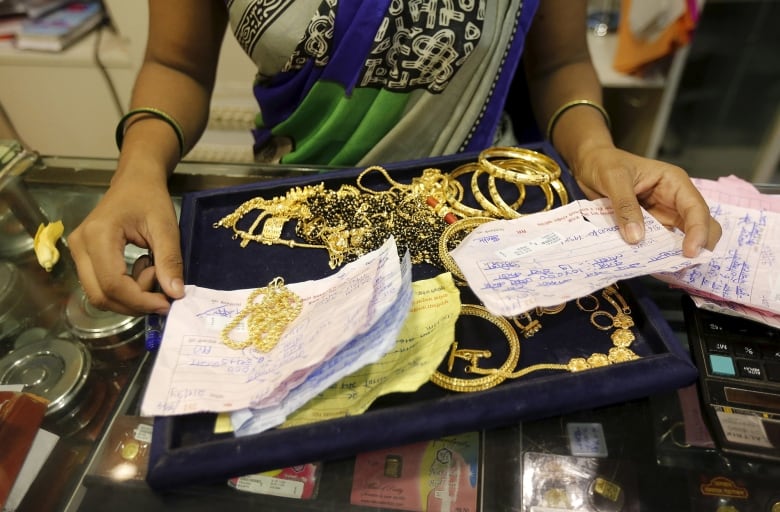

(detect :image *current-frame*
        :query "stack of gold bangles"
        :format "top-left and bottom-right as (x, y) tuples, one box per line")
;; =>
(445, 146), (569, 220)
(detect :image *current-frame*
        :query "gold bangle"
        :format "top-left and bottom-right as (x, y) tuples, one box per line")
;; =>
(430, 304), (521, 392)
(496, 160), (556, 211)
(470, 167), (507, 218)
(437, 216), (494, 282)
(549, 178), (570, 206)
(486, 172), (525, 219)
(479, 147), (562, 181)
(546, 100), (611, 143)
(478, 150), (569, 213)
(447, 163), (495, 218)
(115, 107), (186, 158)
(481, 157), (551, 186)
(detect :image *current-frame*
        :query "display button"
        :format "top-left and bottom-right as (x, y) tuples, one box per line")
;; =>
(709, 354), (736, 376)
(736, 360), (764, 380)
(734, 344), (761, 359)
(765, 362), (780, 382)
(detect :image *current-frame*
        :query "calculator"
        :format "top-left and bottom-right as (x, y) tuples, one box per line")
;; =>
(682, 295), (780, 460)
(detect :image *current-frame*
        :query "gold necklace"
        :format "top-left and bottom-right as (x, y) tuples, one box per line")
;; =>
(214, 170), (453, 269)
(430, 284), (640, 393)
(220, 277), (303, 351)
(429, 304), (521, 392)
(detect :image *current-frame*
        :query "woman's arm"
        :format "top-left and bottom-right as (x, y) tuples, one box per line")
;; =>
(523, 0), (720, 256)
(119, 0), (228, 177)
(523, 0), (610, 166)
(68, 0), (229, 315)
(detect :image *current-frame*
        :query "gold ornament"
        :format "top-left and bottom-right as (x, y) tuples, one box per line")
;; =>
(221, 277), (303, 352)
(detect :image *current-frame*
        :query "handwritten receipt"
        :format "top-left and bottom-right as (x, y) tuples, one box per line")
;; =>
(450, 198), (710, 317)
(140, 237), (412, 417)
(657, 177), (780, 317)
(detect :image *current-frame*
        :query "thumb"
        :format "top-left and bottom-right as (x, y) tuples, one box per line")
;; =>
(610, 193), (646, 245)
(150, 231), (185, 300)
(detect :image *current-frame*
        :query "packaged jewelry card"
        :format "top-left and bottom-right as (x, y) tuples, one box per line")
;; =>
(227, 462), (322, 500)
(89, 415), (154, 483)
(688, 473), (780, 511)
(521, 452), (639, 512)
(350, 431), (481, 512)
(147, 143), (699, 490)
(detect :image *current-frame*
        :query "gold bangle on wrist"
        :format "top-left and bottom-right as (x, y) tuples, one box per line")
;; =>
(115, 107), (186, 158)
(546, 100), (611, 143)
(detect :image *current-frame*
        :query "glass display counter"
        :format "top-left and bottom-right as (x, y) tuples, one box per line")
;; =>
(2, 149), (780, 512)
(0, 149), (321, 512)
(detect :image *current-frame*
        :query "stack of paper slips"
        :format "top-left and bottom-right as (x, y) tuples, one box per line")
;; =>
(140, 238), (414, 433)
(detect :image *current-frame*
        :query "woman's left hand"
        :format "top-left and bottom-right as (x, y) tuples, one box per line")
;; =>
(570, 145), (722, 257)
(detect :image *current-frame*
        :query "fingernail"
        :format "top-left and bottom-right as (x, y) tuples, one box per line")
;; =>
(154, 306), (171, 316)
(170, 278), (185, 297)
(685, 242), (702, 258)
(624, 222), (644, 244)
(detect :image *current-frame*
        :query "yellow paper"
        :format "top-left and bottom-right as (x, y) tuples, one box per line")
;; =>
(282, 272), (461, 427)
(213, 413), (234, 434)
(33, 220), (64, 272)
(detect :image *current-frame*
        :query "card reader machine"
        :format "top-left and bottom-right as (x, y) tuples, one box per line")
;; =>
(682, 295), (780, 460)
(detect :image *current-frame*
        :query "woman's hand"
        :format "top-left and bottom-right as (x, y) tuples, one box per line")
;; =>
(570, 145), (722, 257)
(67, 168), (184, 317)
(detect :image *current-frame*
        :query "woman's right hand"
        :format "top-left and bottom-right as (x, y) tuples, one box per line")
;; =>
(66, 1), (231, 316)
(67, 162), (185, 317)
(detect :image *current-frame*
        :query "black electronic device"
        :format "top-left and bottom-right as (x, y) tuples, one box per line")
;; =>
(682, 295), (780, 460)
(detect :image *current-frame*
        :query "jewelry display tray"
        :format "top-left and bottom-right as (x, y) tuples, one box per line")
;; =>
(146, 143), (698, 489)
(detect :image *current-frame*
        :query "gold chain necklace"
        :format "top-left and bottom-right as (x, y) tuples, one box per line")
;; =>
(214, 171), (452, 269)
(220, 277), (303, 351)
